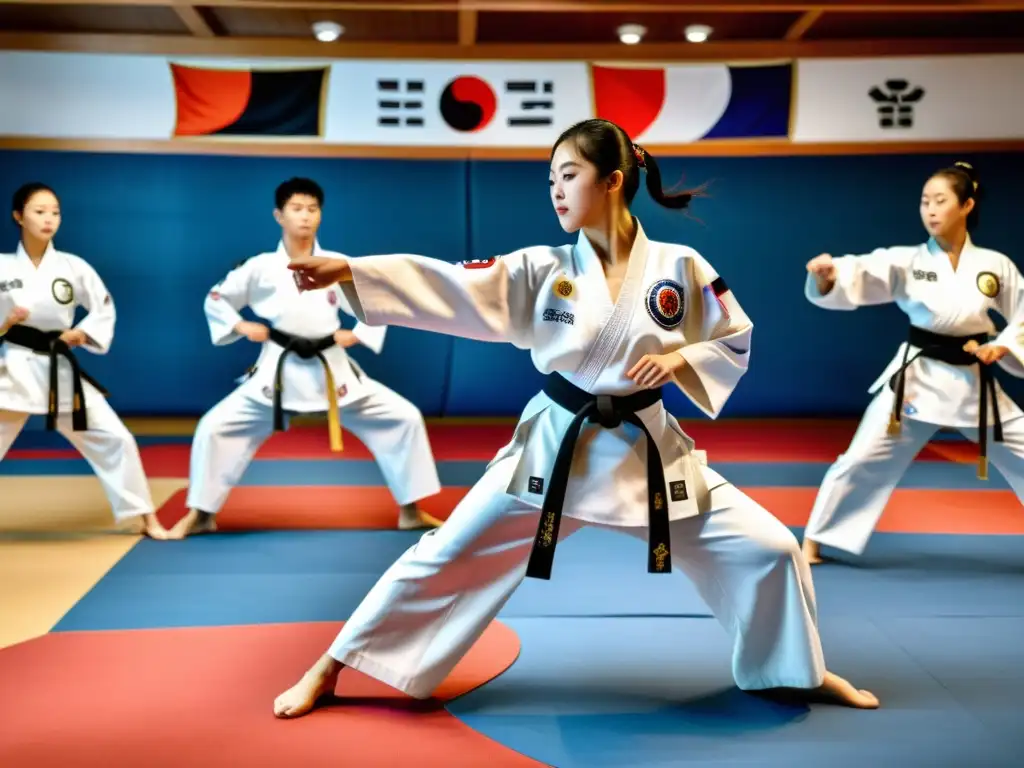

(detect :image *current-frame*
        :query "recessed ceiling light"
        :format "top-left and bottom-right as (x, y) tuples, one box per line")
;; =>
(685, 24), (712, 43)
(312, 20), (344, 42)
(617, 23), (647, 45)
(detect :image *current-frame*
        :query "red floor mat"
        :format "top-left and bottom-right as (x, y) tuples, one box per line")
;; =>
(256, 423), (517, 460)
(749, 487), (1024, 535)
(156, 486), (469, 531)
(0, 621), (540, 767)
(155, 485), (1023, 535)
(8, 422), (977, 468)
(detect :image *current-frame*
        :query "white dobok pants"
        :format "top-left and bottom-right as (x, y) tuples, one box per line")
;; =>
(324, 455), (826, 699)
(0, 401), (155, 521)
(805, 388), (1024, 555)
(186, 379), (441, 514)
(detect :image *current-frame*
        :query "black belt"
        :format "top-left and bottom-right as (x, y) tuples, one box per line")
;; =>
(264, 326), (344, 452)
(889, 325), (1003, 479)
(267, 327), (335, 431)
(0, 325), (108, 431)
(526, 373), (670, 580)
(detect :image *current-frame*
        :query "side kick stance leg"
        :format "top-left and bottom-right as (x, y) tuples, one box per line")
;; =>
(273, 457), (586, 715)
(802, 390), (937, 562)
(614, 471), (876, 705)
(171, 390), (276, 538)
(338, 379), (443, 529)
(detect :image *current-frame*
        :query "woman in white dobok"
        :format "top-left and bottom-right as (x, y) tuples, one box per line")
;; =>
(803, 161), (1024, 565)
(274, 119), (878, 717)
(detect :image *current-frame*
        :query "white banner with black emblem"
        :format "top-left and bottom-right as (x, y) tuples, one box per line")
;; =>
(791, 54), (1024, 142)
(0, 51), (1021, 146)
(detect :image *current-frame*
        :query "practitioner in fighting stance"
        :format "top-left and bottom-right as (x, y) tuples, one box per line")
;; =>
(0, 183), (166, 538)
(802, 161), (1024, 564)
(171, 178), (442, 538)
(273, 120), (878, 715)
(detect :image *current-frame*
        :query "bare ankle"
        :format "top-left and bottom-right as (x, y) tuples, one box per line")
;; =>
(314, 655), (343, 677)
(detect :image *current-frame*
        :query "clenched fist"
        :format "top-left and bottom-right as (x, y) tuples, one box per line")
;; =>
(806, 253), (837, 295)
(234, 321), (270, 343)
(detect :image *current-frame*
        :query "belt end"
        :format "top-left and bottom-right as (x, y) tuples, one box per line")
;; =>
(887, 416), (902, 437)
(978, 456), (989, 481)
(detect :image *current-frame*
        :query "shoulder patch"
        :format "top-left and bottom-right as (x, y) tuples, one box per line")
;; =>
(51, 277), (74, 306)
(645, 279), (685, 330)
(977, 271), (1000, 298)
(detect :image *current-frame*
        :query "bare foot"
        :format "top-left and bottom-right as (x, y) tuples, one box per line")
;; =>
(398, 504), (441, 530)
(167, 508), (218, 540)
(141, 513), (170, 540)
(115, 514), (169, 539)
(802, 538), (825, 565)
(759, 671), (879, 709)
(273, 655), (343, 719)
(812, 671), (879, 708)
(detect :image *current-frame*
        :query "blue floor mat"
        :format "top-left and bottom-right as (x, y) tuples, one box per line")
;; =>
(53, 528), (1024, 633)
(52, 530), (422, 632)
(448, 616), (1023, 767)
(8, 433), (194, 449)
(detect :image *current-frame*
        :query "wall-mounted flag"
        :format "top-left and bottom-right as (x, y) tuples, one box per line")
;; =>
(170, 63), (328, 137)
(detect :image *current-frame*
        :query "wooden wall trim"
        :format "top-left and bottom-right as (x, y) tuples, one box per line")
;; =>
(1, 136), (1021, 159)
(1, 33), (1022, 60)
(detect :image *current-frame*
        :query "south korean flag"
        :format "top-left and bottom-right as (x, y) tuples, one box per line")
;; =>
(457, 257), (497, 270)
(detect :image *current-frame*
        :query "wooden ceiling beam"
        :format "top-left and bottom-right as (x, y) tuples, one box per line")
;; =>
(785, 9), (825, 39)
(172, 6), (217, 37)
(458, 9), (478, 46)
(2, 32), (1020, 59)
(1, 0), (1023, 12)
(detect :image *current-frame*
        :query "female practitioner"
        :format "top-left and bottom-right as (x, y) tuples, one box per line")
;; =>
(274, 119), (878, 716)
(802, 162), (1024, 564)
(0, 183), (166, 538)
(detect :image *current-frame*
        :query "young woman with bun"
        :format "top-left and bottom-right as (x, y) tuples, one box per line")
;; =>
(802, 161), (1024, 565)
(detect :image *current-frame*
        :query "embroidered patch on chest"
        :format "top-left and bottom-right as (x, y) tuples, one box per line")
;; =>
(328, 291), (338, 306)
(542, 308), (574, 325)
(0, 278), (23, 292)
(459, 258), (496, 270)
(977, 271), (1000, 298)
(552, 276), (576, 301)
(645, 279), (685, 329)
(51, 278), (74, 305)
(670, 481), (688, 501)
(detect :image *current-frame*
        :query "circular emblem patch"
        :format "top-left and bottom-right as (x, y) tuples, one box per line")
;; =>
(977, 271), (1000, 298)
(51, 278), (74, 305)
(645, 279), (685, 329)
(552, 276), (575, 301)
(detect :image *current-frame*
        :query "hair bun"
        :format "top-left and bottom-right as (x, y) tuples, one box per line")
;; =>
(953, 160), (979, 192)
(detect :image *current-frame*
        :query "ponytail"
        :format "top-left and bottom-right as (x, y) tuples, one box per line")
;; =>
(551, 119), (705, 214)
(632, 144), (701, 211)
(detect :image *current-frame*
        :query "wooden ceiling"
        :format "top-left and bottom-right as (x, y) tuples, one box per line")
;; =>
(0, 1), (1023, 60)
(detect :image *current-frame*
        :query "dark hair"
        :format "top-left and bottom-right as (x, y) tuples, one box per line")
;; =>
(12, 182), (58, 221)
(550, 119), (702, 211)
(931, 161), (981, 231)
(275, 177), (324, 210)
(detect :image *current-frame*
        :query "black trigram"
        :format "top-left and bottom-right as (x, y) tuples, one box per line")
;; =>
(868, 79), (926, 129)
(377, 79), (425, 127)
(505, 80), (554, 127)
